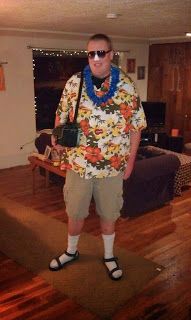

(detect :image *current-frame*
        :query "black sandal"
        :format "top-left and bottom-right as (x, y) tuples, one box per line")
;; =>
(103, 257), (122, 281)
(49, 250), (79, 271)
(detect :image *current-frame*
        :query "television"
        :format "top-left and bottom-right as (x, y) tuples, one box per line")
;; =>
(141, 101), (166, 127)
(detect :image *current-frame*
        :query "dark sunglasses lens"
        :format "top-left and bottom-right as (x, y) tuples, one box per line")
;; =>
(88, 51), (107, 59)
(88, 51), (96, 59)
(97, 51), (106, 58)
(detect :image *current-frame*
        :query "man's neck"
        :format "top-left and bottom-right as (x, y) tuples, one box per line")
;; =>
(92, 75), (109, 89)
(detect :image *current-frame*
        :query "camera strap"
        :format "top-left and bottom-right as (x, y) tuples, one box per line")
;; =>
(68, 72), (83, 124)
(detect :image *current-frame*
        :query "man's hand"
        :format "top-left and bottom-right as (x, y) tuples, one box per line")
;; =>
(51, 134), (57, 147)
(123, 130), (141, 180)
(123, 162), (134, 180)
(51, 135), (64, 152)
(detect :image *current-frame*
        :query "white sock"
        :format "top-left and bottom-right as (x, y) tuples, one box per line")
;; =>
(50, 234), (80, 268)
(102, 233), (122, 279)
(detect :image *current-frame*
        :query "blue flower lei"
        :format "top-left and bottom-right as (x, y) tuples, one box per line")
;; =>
(83, 65), (120, 105)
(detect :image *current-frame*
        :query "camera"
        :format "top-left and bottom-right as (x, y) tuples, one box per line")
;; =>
(52, 123), (79, 148)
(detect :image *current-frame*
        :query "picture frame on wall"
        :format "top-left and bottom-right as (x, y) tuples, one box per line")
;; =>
(127, 59), (136, 73)
(137, 66), (145, 80)
(0, 65), (6, 91)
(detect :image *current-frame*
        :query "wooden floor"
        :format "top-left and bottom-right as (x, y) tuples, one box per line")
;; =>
(0, 164), (191, 320)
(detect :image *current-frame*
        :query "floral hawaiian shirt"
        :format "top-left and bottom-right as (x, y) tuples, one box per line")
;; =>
(55, 68), (147, 179)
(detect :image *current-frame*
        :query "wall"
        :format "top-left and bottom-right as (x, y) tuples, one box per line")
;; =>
(119, 46), (148, 100)
(0, 33), (149, 168)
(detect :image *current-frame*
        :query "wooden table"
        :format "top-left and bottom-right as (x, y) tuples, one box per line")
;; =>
(28, 156), (66, 194)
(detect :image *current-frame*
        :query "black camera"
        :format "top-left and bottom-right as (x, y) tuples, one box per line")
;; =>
(52, 123), (79, 147)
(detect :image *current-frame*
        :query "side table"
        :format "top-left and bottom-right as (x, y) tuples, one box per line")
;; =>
(28, 156), (66, 194)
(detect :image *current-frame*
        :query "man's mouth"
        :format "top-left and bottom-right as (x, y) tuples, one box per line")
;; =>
(93, 63), (102, 67)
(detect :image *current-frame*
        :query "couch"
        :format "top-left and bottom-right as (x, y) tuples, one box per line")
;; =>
(121, 147), (180, 217)
(35, 134), (180, 218)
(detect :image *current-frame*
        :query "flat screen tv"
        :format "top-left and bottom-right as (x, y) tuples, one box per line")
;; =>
(141, 101), (166, 127)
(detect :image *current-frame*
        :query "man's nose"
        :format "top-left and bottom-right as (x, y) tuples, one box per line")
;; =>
(94, 53), (100, 61)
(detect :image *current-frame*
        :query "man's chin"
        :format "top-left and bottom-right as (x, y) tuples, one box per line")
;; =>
(91, 68), (108, 79)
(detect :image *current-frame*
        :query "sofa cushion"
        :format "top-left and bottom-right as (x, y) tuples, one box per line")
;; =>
(129, 154), (180, 181)
(137, 146), (165, 160)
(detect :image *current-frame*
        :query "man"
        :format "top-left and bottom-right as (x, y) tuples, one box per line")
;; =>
(49, 34), (146, 280)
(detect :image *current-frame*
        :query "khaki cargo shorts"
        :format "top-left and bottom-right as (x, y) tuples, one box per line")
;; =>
(63, 170), (124, 222)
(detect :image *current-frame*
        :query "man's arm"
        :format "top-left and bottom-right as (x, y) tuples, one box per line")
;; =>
(123, 130), (141, 180)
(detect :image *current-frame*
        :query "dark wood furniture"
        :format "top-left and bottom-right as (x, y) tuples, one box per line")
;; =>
(141, 130), (184, 152)
(141, 129), (167, 148)
(167, 135), (184, 153)
(147, 42), (191, 144)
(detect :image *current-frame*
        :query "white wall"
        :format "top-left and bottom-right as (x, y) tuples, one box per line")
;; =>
(0, 34), (149, 169)
(118, 45), (149, 100)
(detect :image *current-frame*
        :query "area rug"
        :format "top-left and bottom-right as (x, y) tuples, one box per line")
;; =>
(0, 196), (164, 318)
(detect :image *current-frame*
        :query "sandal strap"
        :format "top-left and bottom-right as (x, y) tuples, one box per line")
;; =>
(103, 256), (118, 263)
(103, 257), (122, 276)
(109, 266), (121, 276)
(55, 256), (63, 268)
(64, 250), (78, 258)
(103, 256), (122, 280)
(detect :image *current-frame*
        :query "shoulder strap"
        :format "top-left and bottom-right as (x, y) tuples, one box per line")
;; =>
(70, 72), (83, 124)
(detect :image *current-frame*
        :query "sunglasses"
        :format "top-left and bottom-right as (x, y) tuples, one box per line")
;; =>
(87, 50), (112, 59)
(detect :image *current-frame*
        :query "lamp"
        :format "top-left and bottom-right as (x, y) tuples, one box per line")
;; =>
(171, 129), (179, 137)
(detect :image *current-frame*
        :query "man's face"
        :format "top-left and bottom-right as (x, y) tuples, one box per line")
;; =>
(87, 39), (113, 78)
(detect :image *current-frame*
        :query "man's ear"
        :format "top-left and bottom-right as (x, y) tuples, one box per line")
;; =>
(110, 50), (114, 60)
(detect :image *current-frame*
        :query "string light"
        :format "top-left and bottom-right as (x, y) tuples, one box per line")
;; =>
(32, 48), (120, 58)
(32, 48), (89, 57)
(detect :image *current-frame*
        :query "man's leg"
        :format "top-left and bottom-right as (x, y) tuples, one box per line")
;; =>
(100, 219), (115, 235)
(100, 220), (122, 280)
(49, 218), (84, 270)
(49, 170), (92, 271)
(93, 174), (123, 280)
(68, 217), (85, 235)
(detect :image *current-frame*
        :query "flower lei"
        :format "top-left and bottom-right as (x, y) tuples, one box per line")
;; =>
(83, 65), (119, 105)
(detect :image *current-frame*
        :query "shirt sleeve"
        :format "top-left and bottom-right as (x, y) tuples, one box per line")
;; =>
(128, 80), (147, 131)
(55, 73), (80, 124)
(130, 96), (147, 131)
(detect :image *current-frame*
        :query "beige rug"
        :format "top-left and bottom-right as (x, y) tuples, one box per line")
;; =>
(0, 196), (164, 318)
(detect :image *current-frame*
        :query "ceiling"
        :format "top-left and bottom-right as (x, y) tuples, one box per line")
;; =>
(0, 0), (191, 42)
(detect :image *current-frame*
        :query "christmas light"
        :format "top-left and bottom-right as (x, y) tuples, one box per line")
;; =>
(31, 48), (120, 58)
